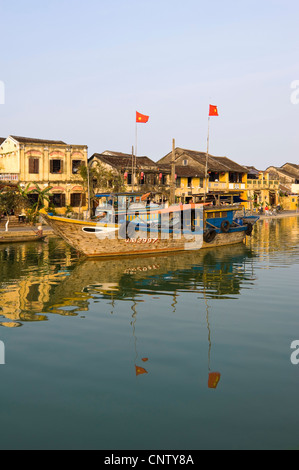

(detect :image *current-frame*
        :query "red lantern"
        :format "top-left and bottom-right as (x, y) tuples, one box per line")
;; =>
(124, 172), (128, 179)
(141, 172), (144, 180)
(159, 173), (163, 180)
(175, 174), (177, 180)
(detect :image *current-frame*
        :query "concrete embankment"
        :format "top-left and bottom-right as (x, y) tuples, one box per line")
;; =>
(1, 211), (299, 241)
(258, 210), (299, 220)
(0, 224), (55, 239)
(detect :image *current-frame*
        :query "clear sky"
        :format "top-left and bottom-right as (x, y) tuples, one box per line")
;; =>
(1, 0), (299, 169)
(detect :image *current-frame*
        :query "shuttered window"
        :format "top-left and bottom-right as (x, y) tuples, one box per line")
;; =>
(72, 160), (82, 174)
(29, 158), (39, 174)
(50, 160), (63, 174)
(70, 193), (87, 207)
(49, 193), (66, 207)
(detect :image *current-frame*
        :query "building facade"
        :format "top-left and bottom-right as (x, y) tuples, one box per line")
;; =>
(89, 151), (171, 200)
(158, 148), (249, 205)
(0, 136), (88, 214)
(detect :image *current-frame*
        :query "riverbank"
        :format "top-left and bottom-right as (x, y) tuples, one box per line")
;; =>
(0, 224), (55, 240)
(0, 211), (298, 240)
(258, 210), (299, 220)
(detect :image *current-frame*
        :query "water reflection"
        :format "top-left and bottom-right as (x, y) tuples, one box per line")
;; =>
(50, 244), (256, 312)
(0, 239), (255, 324)
(0, 238), (79, 325)
(0, 216), (298, 327)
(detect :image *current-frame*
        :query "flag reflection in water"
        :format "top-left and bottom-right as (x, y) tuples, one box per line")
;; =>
(135, 365), (148, 377)
(208, 372), (221, 389)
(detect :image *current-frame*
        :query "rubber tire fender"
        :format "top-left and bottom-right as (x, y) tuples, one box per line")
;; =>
(220, 220), (230, 233)
(203, 228), (217, 244)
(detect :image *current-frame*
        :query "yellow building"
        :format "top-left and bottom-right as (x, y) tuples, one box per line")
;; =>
(0, 135), (88, 214)
(245, 166), (280, 211)
(158, 147), (248, 205)
(89, 151), (171, 202)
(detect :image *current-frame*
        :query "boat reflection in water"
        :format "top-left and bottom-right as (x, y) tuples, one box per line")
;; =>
(48, 243), (256, 309)
(0, 239), (257, 387)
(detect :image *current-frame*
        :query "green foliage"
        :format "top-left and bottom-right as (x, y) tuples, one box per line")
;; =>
(79, 162), (126, 205)
(0, 188), (23, 215)
(27, 184), (53, 223)
(29, 184), (53, 210)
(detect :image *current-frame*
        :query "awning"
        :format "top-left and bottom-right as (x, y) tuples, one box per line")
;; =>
(219, 195), (248, 203)
(233, 196), (249, 203)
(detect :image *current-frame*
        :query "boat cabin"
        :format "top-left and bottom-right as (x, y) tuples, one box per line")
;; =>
(94, 192), (159, 224)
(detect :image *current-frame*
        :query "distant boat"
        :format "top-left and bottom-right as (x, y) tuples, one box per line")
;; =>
(0, 233), (46, 244)
(40, 195), (259, 258)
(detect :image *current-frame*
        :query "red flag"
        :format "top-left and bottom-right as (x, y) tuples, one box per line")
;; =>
(209, 105), (219, 117)
(136, 111), (149, 123)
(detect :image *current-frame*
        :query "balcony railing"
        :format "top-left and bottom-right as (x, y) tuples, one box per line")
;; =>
(228, 183), (246, 190)
(208, 182), (227, 190)
(247, 179), (279, 189)
(0, 173), (19, 181)
(208, 181), (246, 190)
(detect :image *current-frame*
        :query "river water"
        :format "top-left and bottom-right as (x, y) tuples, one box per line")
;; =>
(0, 216), (299, 450)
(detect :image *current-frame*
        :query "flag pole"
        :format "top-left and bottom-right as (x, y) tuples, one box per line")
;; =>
(132, 145), (134, 193)
(204, 115), (210, 202)
(135, 122), (138, 192)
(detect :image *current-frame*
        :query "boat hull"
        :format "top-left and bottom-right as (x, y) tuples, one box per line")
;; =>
(0, 234), (46, 244)
(41, 214), (248, 258)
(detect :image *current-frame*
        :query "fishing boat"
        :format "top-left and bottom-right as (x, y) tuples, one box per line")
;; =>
(94, 192), (158, 220)
(0, 232), (46, 244)
(40, 198), (259, 258)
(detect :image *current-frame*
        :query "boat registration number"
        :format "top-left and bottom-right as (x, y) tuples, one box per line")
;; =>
(125, 238), (159, 244)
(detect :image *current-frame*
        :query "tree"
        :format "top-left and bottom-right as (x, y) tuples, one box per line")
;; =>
(27, 184), (53, 223)
(79, 162), (126, 215)
(0, 187), (24, 229)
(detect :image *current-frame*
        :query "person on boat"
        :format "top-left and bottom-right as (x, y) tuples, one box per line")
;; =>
(36, 226), (43, 237)
(264, 205), (269, 216)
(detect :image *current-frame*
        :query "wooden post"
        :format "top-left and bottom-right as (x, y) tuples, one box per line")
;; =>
(87, 152), (91, 218)
(170, 139), (176, 205)
(132, 146), (134, 192)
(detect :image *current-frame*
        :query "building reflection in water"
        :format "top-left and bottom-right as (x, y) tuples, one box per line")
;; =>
(0, 238), (78, 325)
(0, 239), (257, 324)
(3, 216), (299, 328)
(1, 217), (298, 387)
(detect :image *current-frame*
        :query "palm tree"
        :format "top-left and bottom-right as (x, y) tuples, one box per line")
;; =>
(27, 184), (53, 223)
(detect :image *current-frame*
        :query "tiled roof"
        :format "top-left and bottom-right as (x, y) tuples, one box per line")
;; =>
(212, 156), (248, 173)
(159, 148), (248, 173)
(90, 153), (158, 169)
(159, 164), (205, 178)
(268, 167), (297, 179)
(0, 138), (6, 145)
(9, 135), (67, 145)
(245, 166), (260, 175)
